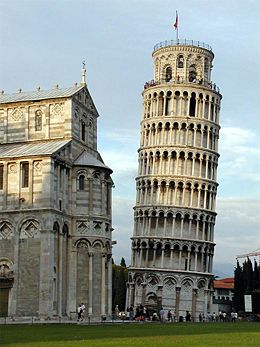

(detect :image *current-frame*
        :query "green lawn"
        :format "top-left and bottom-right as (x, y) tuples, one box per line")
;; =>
(1, 322), (259, 347)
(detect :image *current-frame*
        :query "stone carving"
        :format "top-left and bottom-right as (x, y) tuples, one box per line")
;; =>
(0, 221), (14, 240)
(51, 103), (63, 116)
(164, 277), (176, 289)
(11, 108), (24, 121)
(94, 222), (102, 234)
(77, 221), (90, 234)
(8, 163), (17, 174)
(0, 263), (14, 278)
(182, 279), (193, 293)
(77, 240), (89, 249)
(33, 161), (42, 171)
(20, 219), (40, 239)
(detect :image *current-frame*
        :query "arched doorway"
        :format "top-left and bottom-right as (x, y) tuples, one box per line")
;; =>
(0, 261), (14, 317)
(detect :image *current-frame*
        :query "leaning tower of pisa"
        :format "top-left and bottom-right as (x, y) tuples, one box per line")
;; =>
(127, 40), (222, 320)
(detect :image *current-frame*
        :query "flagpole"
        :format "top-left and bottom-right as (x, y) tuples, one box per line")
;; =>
(176, 11), (179, 44)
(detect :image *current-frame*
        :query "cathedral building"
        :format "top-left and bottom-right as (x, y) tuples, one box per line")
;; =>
(127, 40), (222, 319)
(0, 65), (113, 319)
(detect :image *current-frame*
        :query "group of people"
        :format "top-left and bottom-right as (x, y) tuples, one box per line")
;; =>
(143, 77), (217, 91)
(199, 310), (238, 322)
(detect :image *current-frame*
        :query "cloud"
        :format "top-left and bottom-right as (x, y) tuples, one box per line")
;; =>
(214, 198), (260, 266)
(218, 126), (260, 194)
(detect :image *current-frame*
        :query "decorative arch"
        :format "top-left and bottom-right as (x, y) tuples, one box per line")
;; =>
(0, 220), (14, 240)
(20, 219), (40, 239)
(0, 258), (14, 278)
(75, 238), (91, 249)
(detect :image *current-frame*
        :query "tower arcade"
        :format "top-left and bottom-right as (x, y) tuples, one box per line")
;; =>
(127, 39), (222, 319)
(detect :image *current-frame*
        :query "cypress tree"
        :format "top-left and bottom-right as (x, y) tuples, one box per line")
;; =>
(112, 261), (128, 312)
(234, 260), (244, 312)
(252, 259), (260, 313)
(120, 257), (126, 268)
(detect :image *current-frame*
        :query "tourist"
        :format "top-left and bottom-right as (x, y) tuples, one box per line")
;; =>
(167, 309), (173, 322)
(129, 305), (134, 320)
(199, 312), (203, 322)
(159, 307), (165, 322)
(185, 311), (191, 322)
(223, 312), (227, 322)
(126, 307), (130, 320)
(212, 312), (216, 322)
(115, 305), (120, 319)
(80, 303), (85, 321)
(219, 310), (223, 322)
(77, 304), (82, 321)
(152, 312), (158, 321)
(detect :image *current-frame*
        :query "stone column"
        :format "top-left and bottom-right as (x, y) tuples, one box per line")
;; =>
(67, 240), (77, 318)
(161, 247), (165, 268)
(191, 288), (198, 321)
(145, 246), (149, 267)
(188, 218), (192, 236)
(202, 98), (206, 118)
(156, 285), (163, 312)
(58, 232), (63, 316)
(178, 250), (182, 269)
(194, 251), (198, 272)
(9, 224), (20, 316)
(45, 107), (50, 139)
(88, 178), (93, 213)
(88, 252), (93, 316)
(152, 246), (156, 267)
(205, 253), (209, 273)
(101, 180), (106, 215)
(170, 247), (173, 267)
(171, 216), (175, 237)
(175, 287), (181, 320)
(39, 229), (54, 318)
(141, 283), (147, 305)
(130, 283), (135, 306)
(204, 289), (209, 315)
(196, 220), (199, 239)
(101, 253), (106, 316)
(180, 217), (184, 238)
(29, 160), (33, 206)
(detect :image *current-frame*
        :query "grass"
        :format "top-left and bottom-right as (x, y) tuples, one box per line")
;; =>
(1, 322), (259, 347)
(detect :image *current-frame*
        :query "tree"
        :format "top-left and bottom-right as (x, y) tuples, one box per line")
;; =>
(252, 259), (260, 313)
(234, 258), (260, 314)
(112, 261), (128, 311)
(120, 257), (126, 268)
(234, 260), (244, 312)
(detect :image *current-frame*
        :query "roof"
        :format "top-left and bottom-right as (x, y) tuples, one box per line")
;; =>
(214, 277), (234, 290)
(0, 86), (84, 104)
(0, 140), (71, 158)
(74, 151), (112, 172)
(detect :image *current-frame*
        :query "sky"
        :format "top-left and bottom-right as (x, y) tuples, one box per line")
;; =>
(0, 0), (260, 277)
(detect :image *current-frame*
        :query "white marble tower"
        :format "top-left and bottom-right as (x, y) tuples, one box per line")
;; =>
(127, 40), (222, 320)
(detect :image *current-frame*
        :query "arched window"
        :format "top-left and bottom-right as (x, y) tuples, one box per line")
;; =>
(177, 55), (184, 68)
(165, 66), (172, 82)
(21, 162), (29, 188)
(35, 110), (42, 131)
(81, 122), (86, 142)
(189, 64), (197, 82)
(189, 92), (196, 117)
(79, 175), (85, 190)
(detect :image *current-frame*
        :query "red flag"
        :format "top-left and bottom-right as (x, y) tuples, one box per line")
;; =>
(173, 12), (178, 30)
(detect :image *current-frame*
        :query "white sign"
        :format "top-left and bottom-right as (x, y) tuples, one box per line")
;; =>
(244, 295), (252, 312)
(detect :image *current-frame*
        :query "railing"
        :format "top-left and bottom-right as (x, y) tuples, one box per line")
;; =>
(154, 39), (212, 52)
(143, 78), (220, 93)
